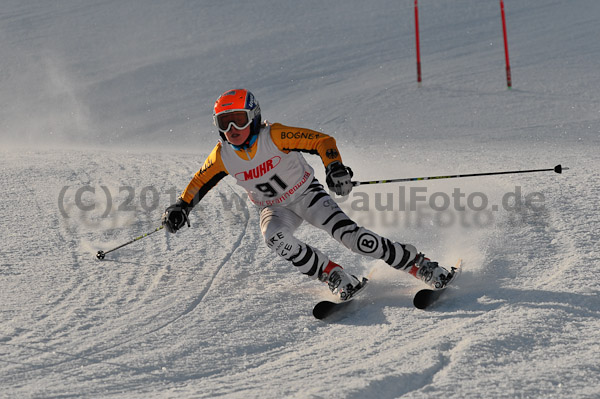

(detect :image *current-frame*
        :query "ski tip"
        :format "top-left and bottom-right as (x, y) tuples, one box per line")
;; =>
(449, 258), (463, 282)
(453, 258), (463, 270)
(312, 301), (337, 319)
(413, 259), (462, 310)
(413, 288), (440, 310)
(312, 277), (368, 320)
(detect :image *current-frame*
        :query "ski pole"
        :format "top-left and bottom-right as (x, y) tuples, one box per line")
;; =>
(96, 225), (164, 260)
(414, 0), (422, 86)
(352, 164), (568, 187)
(500, 0), (512, 89)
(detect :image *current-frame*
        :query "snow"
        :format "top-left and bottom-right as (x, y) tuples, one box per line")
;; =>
(1, 0), (599, 398)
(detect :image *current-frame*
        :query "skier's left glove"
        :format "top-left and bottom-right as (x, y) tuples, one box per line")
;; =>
(326, 161), (354, 196)
(162, 198), (191, 234)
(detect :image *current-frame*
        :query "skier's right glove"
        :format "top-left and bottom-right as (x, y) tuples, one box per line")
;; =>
(326, 161), (354, 196)
(162, 198), (191, 234)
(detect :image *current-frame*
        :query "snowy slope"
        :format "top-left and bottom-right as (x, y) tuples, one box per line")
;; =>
(1, 1), (599, 398)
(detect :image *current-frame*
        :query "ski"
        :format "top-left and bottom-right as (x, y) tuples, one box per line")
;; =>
(312, 277), (368, 320)
(413, 259), (462, 310)
(413, 287), (447, 310)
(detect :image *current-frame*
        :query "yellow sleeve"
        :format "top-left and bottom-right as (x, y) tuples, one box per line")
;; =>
(180, 143), (229, 205)
(269, 123), (343, 168)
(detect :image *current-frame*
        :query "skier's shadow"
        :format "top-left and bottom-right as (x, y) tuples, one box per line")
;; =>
(454, 286), (599, 317)
(436, 268), (599, 317)
(316, 272), (599, 325)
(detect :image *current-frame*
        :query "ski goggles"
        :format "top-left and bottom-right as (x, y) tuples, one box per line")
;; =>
(215, 110), (253, 133)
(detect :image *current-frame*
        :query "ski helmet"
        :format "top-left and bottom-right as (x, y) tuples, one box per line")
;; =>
(213, 89), (262, 141)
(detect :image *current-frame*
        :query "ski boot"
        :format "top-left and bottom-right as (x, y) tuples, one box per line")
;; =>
(320, 261), (363, 301)
(407, 253), (456, 290)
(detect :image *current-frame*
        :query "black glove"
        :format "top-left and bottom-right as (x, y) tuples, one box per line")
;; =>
(162, 198), (191, 233)
(326, 161), (354, 196)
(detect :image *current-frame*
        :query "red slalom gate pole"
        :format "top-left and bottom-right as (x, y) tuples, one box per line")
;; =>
(414, 0), (422, 86)
(500, 0), (512, 88)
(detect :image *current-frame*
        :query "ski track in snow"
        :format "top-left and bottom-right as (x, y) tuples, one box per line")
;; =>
(2, 148), (598, 399)
(2, 0), (600, 398)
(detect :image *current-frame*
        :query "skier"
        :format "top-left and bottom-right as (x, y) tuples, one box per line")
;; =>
(162, 89), (454, 300)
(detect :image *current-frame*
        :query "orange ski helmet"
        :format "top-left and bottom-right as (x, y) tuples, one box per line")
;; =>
(213, 89), (261, 139)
